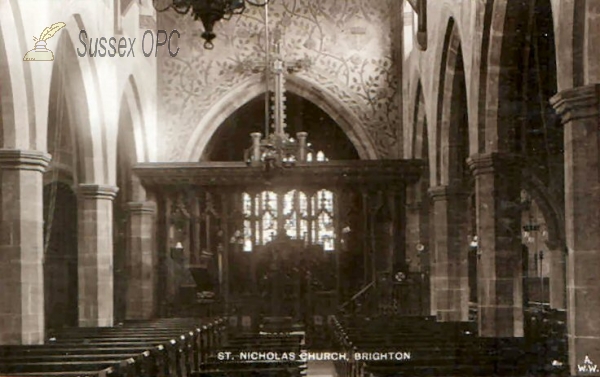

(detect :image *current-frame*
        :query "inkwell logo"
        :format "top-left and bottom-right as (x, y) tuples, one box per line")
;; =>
(578, 355), (599, 373)
(23, 22), (66, 61)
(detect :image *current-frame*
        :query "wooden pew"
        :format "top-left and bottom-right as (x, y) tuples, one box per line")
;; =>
(195, 330), (306, 377)
(331, 313), (569, 377)
(0, 317), (226, 377)
(332, 316), (482, 376)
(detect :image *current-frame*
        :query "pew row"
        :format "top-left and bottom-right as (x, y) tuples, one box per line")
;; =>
(0, 317), (226, 377)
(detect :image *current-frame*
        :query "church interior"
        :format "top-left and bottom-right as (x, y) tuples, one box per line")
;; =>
(0, 0), (599, 376)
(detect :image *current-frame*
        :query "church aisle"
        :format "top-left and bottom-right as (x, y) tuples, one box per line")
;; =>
(307, 360), (338, 377)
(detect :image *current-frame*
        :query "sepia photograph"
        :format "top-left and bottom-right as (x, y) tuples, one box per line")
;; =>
(0, 0), (596, 376)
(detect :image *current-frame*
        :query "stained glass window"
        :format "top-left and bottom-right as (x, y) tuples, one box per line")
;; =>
(312, 189), (335, 251)
(243, 193), (252, 216)
(242, 187), (335, 251)
(243, 219), (252, 252)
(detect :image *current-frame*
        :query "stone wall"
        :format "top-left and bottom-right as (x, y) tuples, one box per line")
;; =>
(403, 0), (478, 164)
(158, 0), (399, 161)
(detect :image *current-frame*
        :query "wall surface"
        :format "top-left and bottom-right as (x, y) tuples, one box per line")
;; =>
(158, 0), (399, 161)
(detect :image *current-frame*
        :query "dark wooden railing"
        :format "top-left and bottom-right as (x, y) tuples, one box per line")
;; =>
(339, 272), (430, 318)
(339, 282), (375, 315)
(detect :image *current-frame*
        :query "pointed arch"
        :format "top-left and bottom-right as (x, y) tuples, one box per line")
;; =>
(182, 74), (378, 161)
(521, 168), (565, 250)
(115, 75), (149, 204)
(436, 18), (469, 187)
(49, 16), (107, 184)
(412, 81), (428, 161)
(120, 76), (149, 164)
(481, 1), (536, 153)
(404, 57), (426, 161)
(45, 58), (79, 188)
(0, 0), (35, 149)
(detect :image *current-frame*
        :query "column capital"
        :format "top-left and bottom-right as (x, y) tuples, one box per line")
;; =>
(550, 84), (600, 124)
(0, 149), (51, 172)
(78, 184), (119, 200)
(428, 185), (470, 201)
(126, 201), (157, 214)
(467, 152), (522, 177)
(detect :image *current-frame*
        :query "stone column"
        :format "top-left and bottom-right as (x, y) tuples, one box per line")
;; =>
(77, 184), (119, 327)
(467, 153), (523, 337)
(548, 245), (566, 310)
(405, 178), (431, 271)
(125, 201), (156, 320)
(405, 201), (422, 273)
(0, 150), (50, 345)
(404, 188), (431, 315)
(386, 189), (401, 273)
(427, 198), (437, 316)
(428, 185), (470, 322)
(551, 84), (600, 375)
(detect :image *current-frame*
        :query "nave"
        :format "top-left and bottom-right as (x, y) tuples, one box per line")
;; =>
(2, 1), (600, 376)
(0, 308), (567, 377)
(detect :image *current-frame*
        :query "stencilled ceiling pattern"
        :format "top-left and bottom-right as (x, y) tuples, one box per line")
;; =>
(158, 0), (398, 161)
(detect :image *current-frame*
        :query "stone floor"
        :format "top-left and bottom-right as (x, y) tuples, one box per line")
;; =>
(307, 360), (338, 377)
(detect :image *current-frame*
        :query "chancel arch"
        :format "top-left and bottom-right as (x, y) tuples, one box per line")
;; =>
(137, 70), (422, 321)
(198, 90), (363, 317)
(203, 92), (359, 162)
(184, 73), (378, 162)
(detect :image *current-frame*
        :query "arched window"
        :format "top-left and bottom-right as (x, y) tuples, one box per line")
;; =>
(283, 190), (309, 240)
(242, 188), (336, 252)
(312, 189), (334, 250)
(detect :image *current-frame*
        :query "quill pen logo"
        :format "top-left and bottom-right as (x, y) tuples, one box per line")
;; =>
(23, 22), (66, 61)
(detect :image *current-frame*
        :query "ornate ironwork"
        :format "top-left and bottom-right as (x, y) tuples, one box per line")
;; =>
(153, 0), (271, 49)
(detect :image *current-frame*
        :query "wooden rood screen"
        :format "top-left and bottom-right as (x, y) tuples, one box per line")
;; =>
(133, 159), (424, 322)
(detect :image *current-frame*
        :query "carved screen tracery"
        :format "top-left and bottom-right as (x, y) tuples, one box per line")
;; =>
(243, 188), (336, 252)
